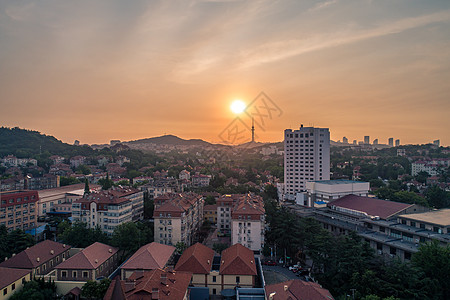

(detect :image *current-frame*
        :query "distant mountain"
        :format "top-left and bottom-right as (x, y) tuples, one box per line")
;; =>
(0, 127), (94, 158)
(126, 134), (213, 147)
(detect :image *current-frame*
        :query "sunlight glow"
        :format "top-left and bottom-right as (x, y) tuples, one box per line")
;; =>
(230, 100), (246, 114)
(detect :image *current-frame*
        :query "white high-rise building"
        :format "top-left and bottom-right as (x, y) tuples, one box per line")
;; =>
(284, 125), (330, 200)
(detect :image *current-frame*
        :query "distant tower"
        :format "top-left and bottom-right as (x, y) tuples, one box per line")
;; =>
(433, 140), (440, 147)
(342, 136), (348, 144)
(388, 138), (394, 147)
(395, 139), (400, 147)
(251, 117), (255, 142)
(364, 136), (370, 144)
(373, 139), (378, 145)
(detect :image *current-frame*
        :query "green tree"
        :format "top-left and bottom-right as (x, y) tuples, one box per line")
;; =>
(205, 195), (216, 205)
(59, 176), (81, 186)
(390, 191), (429, 207)
(213, 243), (228, 254)
(99, 173), (113, 190)
(415, 171), (430, 184)
(412, 241), (450, 299)
(111, 222), (141, 261)
(175, 241), (188, 254)
(425, 185), (450, 208)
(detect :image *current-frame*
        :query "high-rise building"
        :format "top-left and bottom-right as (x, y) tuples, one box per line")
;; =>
(364, 136), (370, 144)
(373, 139), (378, 145)
(284, 125), (330, 200)
(342, 136), (348, 144)
(353, 140), (357, 145)
(433, 140), (440, 147)
(388, 138), (394, 147)
(395, 139), (400, 147)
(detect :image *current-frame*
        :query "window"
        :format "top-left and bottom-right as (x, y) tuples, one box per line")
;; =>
(73, 271), (77, 278)
(212, 276), (216, 282)
(83, 271), (89, 278)
(3, 288), (6, 296)
(236, 276), (240, 283)
(62, 271), (67, 278)
(12, 283), (15, 291)
(213, 289), (217, 295)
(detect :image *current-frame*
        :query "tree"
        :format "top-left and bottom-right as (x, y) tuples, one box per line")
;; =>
(9, 278), (56, 300)
(412, 241), (450, 299)
(59, 176), (81, 186)
(415, 171), (430, 184)
(81, 279), (111, 300)
(84, 179), (90, 195)
(99, 173), (113, 190)
(205, 195), (216, 205)
(0, 227), (35, 258)
(425, 185), (450, 208)
(111, 222), (141, 261)
(390, 191), (429, 207)
(175, 242), (188, 254)
(60, 222), (109, 248)
(213, 243), (228, 254)
(263, 184), (278, 200)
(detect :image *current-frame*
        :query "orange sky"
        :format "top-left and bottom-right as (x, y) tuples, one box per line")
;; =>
(1, 1), (449, 146)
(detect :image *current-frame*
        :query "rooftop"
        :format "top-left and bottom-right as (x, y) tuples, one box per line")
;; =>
(55, 242), (117, 270)
(0, 267), (30, 289)
(265, 279), (334, 300)
(220, 243), (257, 276)
(311, 180), (366, 185)
(175, 243), (215, 274)
(398, 209), (450, 227)
(122, 242), (175, 271)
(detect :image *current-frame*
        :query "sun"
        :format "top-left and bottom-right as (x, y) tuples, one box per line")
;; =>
(230, 100), (246, 114)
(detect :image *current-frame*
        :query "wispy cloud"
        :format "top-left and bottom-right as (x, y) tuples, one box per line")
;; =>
(308, 0), (338, 13)
(238, 10), (450, 68)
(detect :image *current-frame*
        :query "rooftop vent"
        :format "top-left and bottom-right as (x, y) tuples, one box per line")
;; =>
(95, 259), (98, 263)
(12, 253), (16, 257)
(284, 285), (288, 291)
(50, 250), (54, 255)
(108, 249), (112, 253)
(207, 260), (210, 265)
(36, 257), (40, 262)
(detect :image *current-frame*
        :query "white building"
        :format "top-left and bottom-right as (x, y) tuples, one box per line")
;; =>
(284, 125), (330, 200)
(305, 180), (370, 207)
(179, 170), (191, 181)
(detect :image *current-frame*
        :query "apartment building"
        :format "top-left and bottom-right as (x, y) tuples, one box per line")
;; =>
(0, 240), (71, 276)
(107, 187), (144, 222)
(231, 195), (265, 253)
(72, 192), (132, 235)
(0, 190), (38, 231)
(153, 193), (204, 246)
(305, 180), (370, 207)
(216, 194), (240, 235)
(284, 125), (330, 200)
(204, 204), (218, 224)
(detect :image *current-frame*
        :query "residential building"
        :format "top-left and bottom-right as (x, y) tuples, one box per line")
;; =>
(0, 240), (71, 276)
(25, 174), (59, 190)
(107, 187), (144, 222)
(192, 174), (211, 187)
(397, 149), (406, 157)
(104, 268), (192, 300)
(360, 209), (450, 261)
(55, 242), (118, 282)
(388, 138), (394, 147)
(342, 136), (348, 144)
(204, 204), (218, 224)
(120, 242), (175, 280)
(364, 136), (370, 144)
(72, 192), (132, 236)
(284, 125), (330, 200)
(153, 193), (204, 246)
(395, 139), (400, 147)
(179, 170), (191, 181)
(305, 180), (370, 207)
(216, 194), (239, 235)
(175, 243), (257, 296)
(265, 279), (334, 300)
(0, 267), (31, 300)
(69, 156), (86, 168)
(0, 190), (38, 231)
(373, 139), (378, 145)
(411, 159), (449, 176)
(231, 194), (265, 253)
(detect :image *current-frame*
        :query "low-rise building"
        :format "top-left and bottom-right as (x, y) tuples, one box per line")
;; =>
(0, 240), (71, 276)
(265, 279), (334, 300)
(153, 193), (204, 246)
(203, 204), (218, 224)
(0, 190), (38, 231)
(305, 180), (370, 207)
(192, 174), (211, 187)
(104, 268), (192, 300)
(0, 267), (31, 300)
(120, 242), (175, 280)
(55, 242), (118, 282)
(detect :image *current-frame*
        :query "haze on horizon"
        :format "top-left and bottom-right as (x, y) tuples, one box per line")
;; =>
(0, 0), (449, 146)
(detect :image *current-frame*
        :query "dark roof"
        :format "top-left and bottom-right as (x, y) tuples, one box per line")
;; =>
(328, 194), (414, 219)
(175, 243), (215, 274)
(55, 242), (117, 270)
(0, 240), (70, 270)
(220, 243), (257, 276)
(265, 279), (334, 300)
(121, 242), (175, 271)
(104, 269), (192, 300)
(0, 267), (30, 289)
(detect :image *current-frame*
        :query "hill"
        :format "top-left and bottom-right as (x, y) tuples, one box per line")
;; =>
(126, 134), (213, 147)
(0, 127), (94, 158)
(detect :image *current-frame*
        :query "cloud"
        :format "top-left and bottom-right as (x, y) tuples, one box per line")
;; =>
(238, 10), (450, 68)
(308, 0), (338, 13)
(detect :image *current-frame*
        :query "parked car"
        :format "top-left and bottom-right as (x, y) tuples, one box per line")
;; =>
(263, 260), (277, 266)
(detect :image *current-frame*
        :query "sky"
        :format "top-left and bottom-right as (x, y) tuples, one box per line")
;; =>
(1, 0), (449, 146)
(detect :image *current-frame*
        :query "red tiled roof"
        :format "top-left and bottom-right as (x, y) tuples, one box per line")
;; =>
(122, 242), (175, 271)
(104, 269), (192, 300)
(203, 204), (218, 211)
(0, 267), (30, 289)
(328, 194), (414, 220)
(265, 279), (334, 300)
(0, 240), (70, 270)
(55, 242), (117, 270)
(175, 243), (214, 274)
(220, 243), (257, 276)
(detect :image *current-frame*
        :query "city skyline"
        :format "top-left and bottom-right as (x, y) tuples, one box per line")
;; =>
(1, 1), (449, 146)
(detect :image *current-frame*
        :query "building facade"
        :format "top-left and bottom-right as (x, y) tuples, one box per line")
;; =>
(0, 190), (38, 231)
(284, 125), (330, 200)
(305, 180), (370, 207)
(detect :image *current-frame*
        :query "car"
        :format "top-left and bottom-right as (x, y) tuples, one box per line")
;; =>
(263, 260), (277, 266)
(288, 264), (300, 271)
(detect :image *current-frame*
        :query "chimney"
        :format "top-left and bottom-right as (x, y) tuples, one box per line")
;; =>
(269, 292), (276, 300)
(36, 257), (40, 262)
(152, 288), (159, 299)
(50, 250), (54, 255)
(109, 249), (112, 253)
(284, 285), (288, 291)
